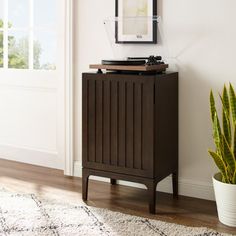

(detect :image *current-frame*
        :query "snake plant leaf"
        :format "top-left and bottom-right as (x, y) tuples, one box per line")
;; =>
(226, 165), (233, 181)
(222, 107), (231, 146)
(229, 83), (236, 123)
(222, 176), (227, 183)
(210, 90), (216, 123)
(222, 134), (236, 175)
(222, 85), (230, 117)
(234, 123), (236, 160)
(232, 125), (236, 162)
(208, 150), (229, 183)
(233, 171), (236, 184)
(213, 113), (222, 151)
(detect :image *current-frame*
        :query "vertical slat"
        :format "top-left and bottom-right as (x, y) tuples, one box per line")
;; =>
(118, 81), (126, 167)
(110, 81), (118, 165)
(134, 83), (142, 169)
(126, 82), (134, 168)
(103, 80), (111, 164)
(88, 79), (96, 162)
(82, 78), (88, 165)
(95, 80), (103, 163)
(142, 81), (154, 170)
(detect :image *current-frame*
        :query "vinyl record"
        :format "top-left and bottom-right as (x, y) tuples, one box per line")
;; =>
(102, 60), (146, 66)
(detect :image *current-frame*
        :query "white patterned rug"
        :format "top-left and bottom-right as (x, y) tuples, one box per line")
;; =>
(0, 189), (233, 236)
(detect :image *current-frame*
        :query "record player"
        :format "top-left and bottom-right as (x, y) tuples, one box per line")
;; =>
(90, 56), (168, 74)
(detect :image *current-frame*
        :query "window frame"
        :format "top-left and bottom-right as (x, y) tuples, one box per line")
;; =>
(0, 0), (57, 70)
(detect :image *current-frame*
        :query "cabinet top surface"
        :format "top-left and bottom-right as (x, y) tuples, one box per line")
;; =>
(82, 71), (178, 78)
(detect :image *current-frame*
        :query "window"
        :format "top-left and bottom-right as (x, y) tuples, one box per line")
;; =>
(0, 0), (57, 70)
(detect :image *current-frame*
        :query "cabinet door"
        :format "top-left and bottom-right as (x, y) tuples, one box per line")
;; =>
(82, 74), (154, 178)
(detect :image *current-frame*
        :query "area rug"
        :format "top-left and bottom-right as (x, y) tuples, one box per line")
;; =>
(0, 189), (233, 236)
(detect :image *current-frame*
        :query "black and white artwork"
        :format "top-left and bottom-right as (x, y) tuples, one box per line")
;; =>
(115, 0), (157, 44)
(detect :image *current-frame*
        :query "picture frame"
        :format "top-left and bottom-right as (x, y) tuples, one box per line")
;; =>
(115, 0), (157, 44)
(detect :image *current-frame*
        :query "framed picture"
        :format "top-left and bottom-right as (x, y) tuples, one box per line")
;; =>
(115, 0), (157, 44)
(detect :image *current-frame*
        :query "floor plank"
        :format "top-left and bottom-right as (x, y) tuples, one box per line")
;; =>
(0, 158), (235, 235)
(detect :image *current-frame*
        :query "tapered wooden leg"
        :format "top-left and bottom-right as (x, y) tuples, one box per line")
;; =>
(82, 169), (89, 201)
(146, 181), (157, 214)
(172, 171), (178, 199)
(110, 179), (117, 185)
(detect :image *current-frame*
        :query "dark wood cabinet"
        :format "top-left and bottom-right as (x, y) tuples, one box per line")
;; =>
(82, 72), (178, 214)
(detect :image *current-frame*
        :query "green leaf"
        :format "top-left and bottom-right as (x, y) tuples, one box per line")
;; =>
(222, 107), (231, 146)
(210, 90), (216, 123)
(220, 87), (231, 146)
(208, 150), (229, 183)
(234, 124), (236, 160)
(233, 171), (236, 184)
(213, 113), (222, 151)
(222, 176), (227, 183)
(222, 85), (230, 117)
(222, 134), (236, 175)
(229, 83), (236, 123)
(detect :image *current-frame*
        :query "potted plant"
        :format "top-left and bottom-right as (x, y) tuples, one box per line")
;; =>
(208, 83), (236, 227)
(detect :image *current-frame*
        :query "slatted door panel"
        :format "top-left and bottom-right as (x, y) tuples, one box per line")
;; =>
(82, 75), (154, 178)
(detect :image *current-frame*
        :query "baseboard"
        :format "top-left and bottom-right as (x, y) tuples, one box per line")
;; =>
(74, 161), (215, 201)
(0, 143), (62, 170)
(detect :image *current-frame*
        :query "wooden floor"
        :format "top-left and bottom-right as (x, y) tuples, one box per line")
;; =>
(0, 159), (235, 235)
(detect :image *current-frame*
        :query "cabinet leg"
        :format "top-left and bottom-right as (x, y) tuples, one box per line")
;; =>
(82, 169), (89, 201)
(172, 171), (178, 199)
(110, 179), (116, 185)
(146, 181), (157, 214)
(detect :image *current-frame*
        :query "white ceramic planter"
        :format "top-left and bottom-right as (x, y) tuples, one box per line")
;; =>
(213, 173), (236, 227)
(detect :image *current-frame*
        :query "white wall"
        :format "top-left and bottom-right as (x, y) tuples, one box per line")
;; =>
(73, 0), (236, 200)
